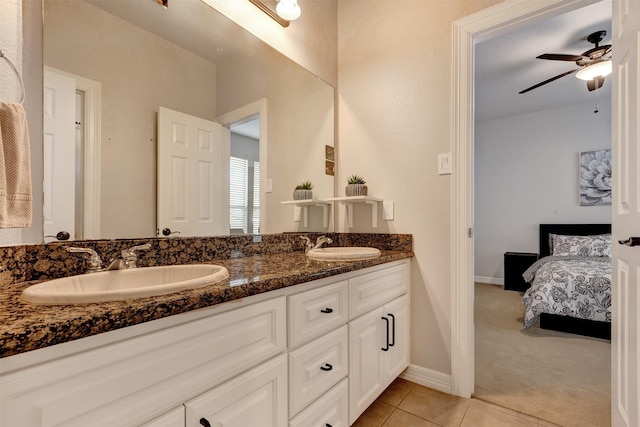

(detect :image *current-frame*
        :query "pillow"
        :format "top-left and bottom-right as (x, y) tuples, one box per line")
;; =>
(550, 233), (611, 257)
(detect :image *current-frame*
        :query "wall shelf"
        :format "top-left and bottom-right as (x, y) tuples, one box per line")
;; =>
(281, 200), (331, 228)
(326, 196), (383, 228)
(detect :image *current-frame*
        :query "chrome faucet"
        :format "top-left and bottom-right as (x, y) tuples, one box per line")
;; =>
(314, 236), (333, 249)
(66, 247), (103, 273)
(300, 235), (334, 253)
(106, 243), (151, 270)
(67, 243), (151, 273)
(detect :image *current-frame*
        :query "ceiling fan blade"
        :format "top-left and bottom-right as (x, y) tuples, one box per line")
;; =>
(587, 76), (605, 91)
(537, 53), (584, 61)
(519, 68), (578, 94)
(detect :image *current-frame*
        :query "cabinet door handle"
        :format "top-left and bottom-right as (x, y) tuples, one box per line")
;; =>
(326, 424), (333, 427)
(388, 313), (396, 347)
(199, 418), (211, 427)
(320, 363), (333, 371)
(320, 307), (333, 313)
(381, 316), (390, 351)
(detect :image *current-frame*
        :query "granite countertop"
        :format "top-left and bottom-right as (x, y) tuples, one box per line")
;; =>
(0, 249), (413, 359)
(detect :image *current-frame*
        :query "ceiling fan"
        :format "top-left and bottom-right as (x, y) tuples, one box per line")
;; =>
(519, 30), (612, 94)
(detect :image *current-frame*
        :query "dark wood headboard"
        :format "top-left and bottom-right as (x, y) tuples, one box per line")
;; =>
(539, 224), (612, 257)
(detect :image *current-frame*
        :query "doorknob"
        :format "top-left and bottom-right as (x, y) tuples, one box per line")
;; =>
(44, 231), (70, 241)
(160, 228), (181, 236)
(618, 237), (640, 247)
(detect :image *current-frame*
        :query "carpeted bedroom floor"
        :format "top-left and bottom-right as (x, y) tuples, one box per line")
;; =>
(474, 282), (611, 427)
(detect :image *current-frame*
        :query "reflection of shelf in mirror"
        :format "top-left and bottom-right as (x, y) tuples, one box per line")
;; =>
(281, 200), (331, 228)
(326, 196), (383, 228)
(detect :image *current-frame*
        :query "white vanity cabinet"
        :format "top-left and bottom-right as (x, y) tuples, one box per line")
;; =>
(347, 264), (410, 425)
(0, 258), (411, 427)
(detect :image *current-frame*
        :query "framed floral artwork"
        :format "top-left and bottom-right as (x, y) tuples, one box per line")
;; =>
(579, 149), (612, 206)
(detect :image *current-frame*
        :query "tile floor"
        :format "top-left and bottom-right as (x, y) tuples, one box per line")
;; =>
(352, 378), (561, 427)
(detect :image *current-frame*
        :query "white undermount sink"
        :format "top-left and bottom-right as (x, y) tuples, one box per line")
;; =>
(21, 264), (229, 305)
(307, 247), (382, 261)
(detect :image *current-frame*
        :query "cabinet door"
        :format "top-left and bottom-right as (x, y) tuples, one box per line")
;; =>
(140, 407), (185, 427)
(348, 306), (385, 425)
(185, 354), (287, 427)
(383, 295), (410, 386)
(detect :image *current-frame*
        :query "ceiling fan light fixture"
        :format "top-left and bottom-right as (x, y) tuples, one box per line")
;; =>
(276, 0), (301, 21)
(576, 60), (612, 81)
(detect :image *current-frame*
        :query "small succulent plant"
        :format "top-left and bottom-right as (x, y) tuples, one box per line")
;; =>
(347, 174), (366, 185)
(295, 180), (313, 190)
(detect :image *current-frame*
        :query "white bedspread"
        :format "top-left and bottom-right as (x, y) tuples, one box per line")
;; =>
(521, 255), (611, 329)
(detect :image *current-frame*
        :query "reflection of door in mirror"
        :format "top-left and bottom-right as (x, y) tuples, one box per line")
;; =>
(43, 68), (101, 242)
(230, 116), (260, 235)
(157, 107), (230, 238)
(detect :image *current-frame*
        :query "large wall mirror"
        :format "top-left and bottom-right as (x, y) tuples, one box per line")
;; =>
(43, 0), (335, 242)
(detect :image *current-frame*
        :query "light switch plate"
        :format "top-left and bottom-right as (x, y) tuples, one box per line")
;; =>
(265, 178), (273, 193)
(438, 153), (452, 175)
(293, 206), (302, 222)
(383, 201), (394, 220)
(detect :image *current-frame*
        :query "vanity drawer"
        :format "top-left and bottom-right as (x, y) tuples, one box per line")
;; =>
(288, 280), (348, 348)
(288, 325), (348, 417)
(349, 263), (408, 319)
(289, 378), (348, 427)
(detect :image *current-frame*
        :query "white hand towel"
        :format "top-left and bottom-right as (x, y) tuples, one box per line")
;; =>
(0, 102), (32, 228)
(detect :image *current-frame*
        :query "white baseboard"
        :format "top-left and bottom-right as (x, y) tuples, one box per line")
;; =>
(400, 364), (452, 395)
(474, 276), (504, 286)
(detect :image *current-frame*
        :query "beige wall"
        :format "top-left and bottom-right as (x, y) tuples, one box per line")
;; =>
(45, 1), (217, 239)
(205, 0), (338, 87)
(337, 0), (502, 373)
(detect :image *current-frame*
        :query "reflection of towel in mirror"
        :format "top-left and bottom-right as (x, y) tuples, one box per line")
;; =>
(0, 102), (32, 228)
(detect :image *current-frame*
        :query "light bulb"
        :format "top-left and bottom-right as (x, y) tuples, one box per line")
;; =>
(576, 60), (612, 81)
(276, 0), (301, 21)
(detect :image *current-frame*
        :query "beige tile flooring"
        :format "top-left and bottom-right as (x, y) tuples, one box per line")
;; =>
(352, 378), (561, 427)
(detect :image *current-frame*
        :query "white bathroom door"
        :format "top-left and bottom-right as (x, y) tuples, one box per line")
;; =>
(43, 69), (76, 242)
(611, 1), (640, 426)
(157, 107), (230, 237)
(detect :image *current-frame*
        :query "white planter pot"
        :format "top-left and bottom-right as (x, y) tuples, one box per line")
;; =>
(345, 184), (368, 197)
(293, 189), (313, 200)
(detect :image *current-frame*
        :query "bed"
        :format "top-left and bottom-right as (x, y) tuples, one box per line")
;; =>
(521, 224), (612, 340)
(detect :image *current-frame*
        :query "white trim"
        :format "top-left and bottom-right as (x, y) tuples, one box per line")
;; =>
(75, 76), (101, 240)
(400, 364), (452, 394)
(450, 0), (603, 398)
(474, 276), (504, 286)
(217, 99), (267, 233)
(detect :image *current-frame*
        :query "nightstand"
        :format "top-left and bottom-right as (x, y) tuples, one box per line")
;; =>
(504, 252), (538, 292)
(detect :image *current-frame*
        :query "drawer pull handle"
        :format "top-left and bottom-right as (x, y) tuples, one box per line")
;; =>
(320, 307), (333, 313)
(388, 313), (396, 347)
(200, 418), (211, 427)
(320, 363), (333, 371)
(381, 316), (390, 351)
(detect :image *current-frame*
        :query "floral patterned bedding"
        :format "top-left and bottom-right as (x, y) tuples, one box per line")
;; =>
(521, 255), (611, 329)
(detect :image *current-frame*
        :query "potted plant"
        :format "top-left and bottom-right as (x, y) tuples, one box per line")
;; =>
(293, 180), (313, 200)
(346, 174), (368, 197)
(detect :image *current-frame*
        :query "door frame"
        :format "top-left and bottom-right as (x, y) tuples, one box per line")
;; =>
(44, 67), (101, 239)
(450, 0), (605, 397)
(217, 99), (268, 233)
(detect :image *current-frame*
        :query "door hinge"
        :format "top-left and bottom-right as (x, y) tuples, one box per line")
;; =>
(468, 228), (473, 238)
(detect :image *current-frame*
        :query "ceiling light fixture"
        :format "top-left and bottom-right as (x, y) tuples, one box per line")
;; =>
(276, 0), (301, 21)
(575, 60), (612, 81)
